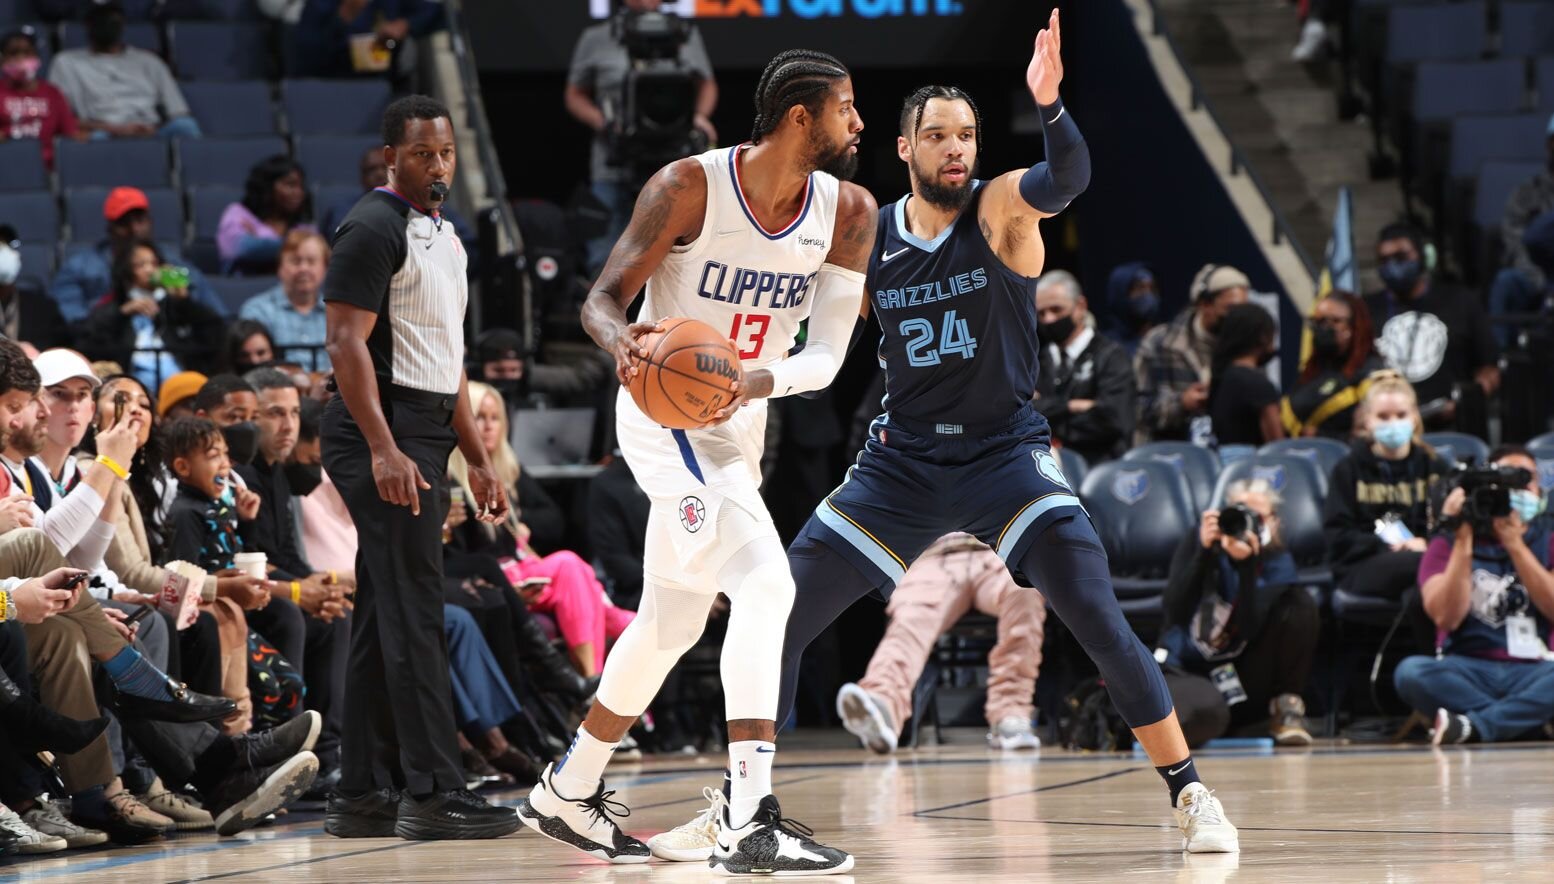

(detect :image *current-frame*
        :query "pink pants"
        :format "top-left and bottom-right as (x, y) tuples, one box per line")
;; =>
(512, 550), (635, 670)
(858, 539), (1046, 728)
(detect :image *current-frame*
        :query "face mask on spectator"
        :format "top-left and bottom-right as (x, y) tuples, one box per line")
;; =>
(1378, 258), (1422, 297)
(0, 245), (18, 286)
(488, 378), (523, 405)
(1511, 489), (1545, 523)
(1372, 417), (1413, 450)
(1037, 315), (1075, 346)
(221, 421), (259, 466)
(1311, 325), (1341, 359)
(1, 57), (39, 84)
(1127, 292), (1159, 327)
(284, 461), (323, 496)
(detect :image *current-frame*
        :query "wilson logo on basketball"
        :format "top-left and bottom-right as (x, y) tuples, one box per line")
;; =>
(695, 353), (741, 382)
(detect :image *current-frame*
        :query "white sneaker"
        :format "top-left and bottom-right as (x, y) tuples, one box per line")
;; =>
(836, 683), (897, 754)
(1291, 19), (1328, 61)
(709, 795), (853, 876)
(1173, 782), (1239, 853)
(516, 763), (650, 864)
(22, 800), (109, 848)
(987, 716), (1041, 750)
(647, 786), (726, 862)
(0, 802), (68, 854)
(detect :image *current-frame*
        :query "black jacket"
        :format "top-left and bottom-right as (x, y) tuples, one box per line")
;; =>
(448, 471), (566, 559)
(79, 291), (224, 374)
(0, 280), (70, 351)
(235, 458), (312, 581)
(1035, 330), (1136, 464)
(1162, 532), (1301, 666)
(1322, 439), (1451, 577)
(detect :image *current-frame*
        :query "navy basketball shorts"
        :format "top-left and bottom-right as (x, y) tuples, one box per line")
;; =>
(804, 403), (1085, 590)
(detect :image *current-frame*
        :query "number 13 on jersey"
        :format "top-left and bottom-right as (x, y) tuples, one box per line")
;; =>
(728, 313), (772, 360)
(901, 309), (979, 367)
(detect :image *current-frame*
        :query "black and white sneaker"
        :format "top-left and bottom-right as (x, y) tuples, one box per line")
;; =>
(709, 795), (854, 877)
(516, 763), (649, 864)
(1431, 707), (1476, 746)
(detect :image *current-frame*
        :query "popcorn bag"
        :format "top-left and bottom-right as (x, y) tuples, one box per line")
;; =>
(158, 561), (209, 630)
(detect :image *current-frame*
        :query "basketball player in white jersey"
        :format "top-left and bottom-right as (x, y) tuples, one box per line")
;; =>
(517, 50), (875, 875)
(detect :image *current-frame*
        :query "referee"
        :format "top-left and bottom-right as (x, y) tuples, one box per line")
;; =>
(318, 95), (520, 841)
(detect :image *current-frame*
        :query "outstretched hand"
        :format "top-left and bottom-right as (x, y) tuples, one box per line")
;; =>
(1026, 9), (1064, 107)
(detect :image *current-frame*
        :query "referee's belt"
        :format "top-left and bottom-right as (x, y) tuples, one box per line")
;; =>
(384, 383), (458, 412)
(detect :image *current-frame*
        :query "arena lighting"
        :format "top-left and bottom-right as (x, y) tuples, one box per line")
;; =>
(589, 0), (965, 20)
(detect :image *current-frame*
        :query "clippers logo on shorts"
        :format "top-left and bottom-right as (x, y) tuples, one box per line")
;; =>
(680, 496), (707, 533)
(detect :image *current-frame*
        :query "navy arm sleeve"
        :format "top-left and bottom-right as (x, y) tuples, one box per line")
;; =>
(1018, 98), (1091, 214)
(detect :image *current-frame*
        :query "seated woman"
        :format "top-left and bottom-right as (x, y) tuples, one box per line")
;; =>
(1282, 291), (1385, 440)
(79, 241), (224, 389)
(1160, 478), (1320, 747)
(448, 381), (633, 678)
(1208, 303), (1284, 447)
(1323, 374), (1452, 624)
(220, 319), (278, 376)
(216, 155), (316, 276)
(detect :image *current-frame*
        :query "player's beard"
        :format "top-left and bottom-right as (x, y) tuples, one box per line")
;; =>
(807, 129), (858, 180)
(912, 153), (977, 212)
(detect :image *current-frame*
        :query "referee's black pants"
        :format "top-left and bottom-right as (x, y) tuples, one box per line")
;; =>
(322, 390), (464, 796)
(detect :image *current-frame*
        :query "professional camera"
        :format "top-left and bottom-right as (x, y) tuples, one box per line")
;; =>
(1450, 465), (1535, 534)
(607, 8), (708, 191)
(1218, 503), (1269, 548)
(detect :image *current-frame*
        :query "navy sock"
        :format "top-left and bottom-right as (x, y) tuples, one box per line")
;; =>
(103, 647), (174, 702)
(1156, 757), (1201, 805)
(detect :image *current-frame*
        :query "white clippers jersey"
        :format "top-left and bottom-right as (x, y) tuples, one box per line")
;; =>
(642, 145), (840, 372)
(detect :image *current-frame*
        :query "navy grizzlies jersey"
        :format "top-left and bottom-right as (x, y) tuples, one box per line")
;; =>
(869, 181), (1040, 428)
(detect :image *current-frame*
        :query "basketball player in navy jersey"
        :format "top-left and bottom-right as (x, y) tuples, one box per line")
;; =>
(655, 11), (1240, 857)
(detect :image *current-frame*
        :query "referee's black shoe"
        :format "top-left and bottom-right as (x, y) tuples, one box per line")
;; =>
(326, 787), (400, 838)
(395, 789), (521, 841)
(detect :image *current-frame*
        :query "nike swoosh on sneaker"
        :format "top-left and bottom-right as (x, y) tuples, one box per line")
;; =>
(881, 247), (910, 262)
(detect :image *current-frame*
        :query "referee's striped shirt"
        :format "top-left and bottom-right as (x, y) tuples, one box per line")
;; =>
(322, 186), (468, 395)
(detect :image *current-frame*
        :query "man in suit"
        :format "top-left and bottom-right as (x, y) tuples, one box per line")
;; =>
(1034, 270), (1135, 466)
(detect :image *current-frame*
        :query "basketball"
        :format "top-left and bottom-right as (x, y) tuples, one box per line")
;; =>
(628, 317), (745, 429)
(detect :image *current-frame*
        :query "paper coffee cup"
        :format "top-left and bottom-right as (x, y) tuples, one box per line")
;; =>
(233, 552), (267, 580)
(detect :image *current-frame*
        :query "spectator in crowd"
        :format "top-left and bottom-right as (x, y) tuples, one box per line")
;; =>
(1291, 0), (1334, 61)
(79, 240), (224, 390)
(587, 454), (647, 611)
(447, 381), (632, 677)
(565, 0), (718, 275)
(1395, 445), (1554, 745)
(1323, 374), (1452, 612)
(1134, 263), (1250, 444)
(220, 320), (276, 376)
(1489, 114), (1554, 347)
(1207, 302), (1284, 447)
(1365, 222), (1499, 439)
(1101, 260), (1159, 357)
(835, 533), (1046, 754)
(191, 374), (260, 476)
(1033, 270), (1135, 465)
(473, 327), (609, 411)
(0, 227), (69, 351)
(1281, 291), (1384, 440)
(0, 26), (84, 169)
(218, 156), (316, 276)
(291, 0), (445, 79)
(1161, 478), (1318, 746)
(47, 0), (201, 141)
(49, 188), (225, 324)
(156, 370), (206, 421)
(239, 231), (331, 372)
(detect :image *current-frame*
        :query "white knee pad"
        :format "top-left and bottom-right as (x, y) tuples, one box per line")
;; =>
(595, 577), (715, 718)
(716, 529), (797, 722)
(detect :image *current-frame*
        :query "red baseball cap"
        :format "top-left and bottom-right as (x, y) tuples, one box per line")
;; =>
(103, 187), (150, 222)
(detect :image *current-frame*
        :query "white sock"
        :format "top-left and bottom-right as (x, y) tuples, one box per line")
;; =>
(551, 725), (617, 800)
(727, 740), (775, 828)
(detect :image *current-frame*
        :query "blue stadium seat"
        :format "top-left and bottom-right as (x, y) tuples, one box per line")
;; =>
(1423, 431), (1490, 467)
(1538, 56), (1554, 113)
(1530, 430), (1554, 451)
(56, 138), (171, 189)
(180, 81), (276, 136)
(65, 187), (183, 243)
(208, 275), (276, 314)
(1384, 2), (1486, 64)
(313, 183), (364, 234)
(188, 186), (241, 241)
(1210, 455), (1330, 589)
(1077, 459), (1197, 620)
(1258, 437), (1351, 479)
(168, 21), (273, 80)
(1502, 1), (1554, 58)
(294, 134), (379, 186)
(282, 79), (390, 136)
(1411, 59), (1526, 124)
(59, 21), (161, 54)
(161, 0), (264, 18)
(1057, 447), (1088, 494)
(0, 139), (46, 192)
(0, 0), (20, 24)
(1473, 160), (1544, 231)
(3, 191), (58, 245)
(16, 242), (55, 282)
(1123, 441), (1220, 512)
(1447, 114), (1545, 181)
(176, 136), (287, 189)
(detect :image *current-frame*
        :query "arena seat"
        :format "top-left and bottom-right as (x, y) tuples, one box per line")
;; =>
(176, 136), (288, 189)
(16, 242), (55, 280)
(5, 191), (59, 244)
(168, 21), (275, 80)
(188, 186), (241, 242)
(282, 79), (390, 136)
(1422, 432), (1490, 467)
(1384, 2), (1486, 66)
(1259, 437), (1350, 479)
(1537, 57), (1554, 114)
(0, 139), (46, 192)
(1501, 1), (1554, 58)
(1123, 441), (1220, 512)
(1447, 114), (1544, 183)
(294, 135), (381, 186)
(181, 80), (277, 136)
(1057, 447), (1088, 494)
(59, 20), (161, 53)
(57, 138), (170, 189)
(1411, 59), (1525, 127)
(208, 274), (275, 314)
(1078, 459), (1196, 621)
(65, 187), (183, 243)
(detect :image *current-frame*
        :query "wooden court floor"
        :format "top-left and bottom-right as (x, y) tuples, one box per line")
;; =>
(12, 734), (1554, 883)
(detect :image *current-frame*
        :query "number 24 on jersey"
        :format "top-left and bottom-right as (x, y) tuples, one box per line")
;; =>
(902, 309), (978, 366)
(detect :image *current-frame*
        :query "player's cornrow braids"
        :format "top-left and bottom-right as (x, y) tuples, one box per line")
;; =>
(900, 85), (983, 156)
(750, 49), (849, 144)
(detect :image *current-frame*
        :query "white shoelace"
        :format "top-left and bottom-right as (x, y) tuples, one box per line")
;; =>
(1182, 790), (1224, 826)
(672, 788), (723, 836)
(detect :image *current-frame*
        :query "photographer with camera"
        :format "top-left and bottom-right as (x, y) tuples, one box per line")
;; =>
(1393, 446), (1554, 745)
(565, 0), (718, 275)
(1159, 478), (1320, 747)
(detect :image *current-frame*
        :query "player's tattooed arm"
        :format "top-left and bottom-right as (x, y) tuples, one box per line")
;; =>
(826, 182), (880, 275)
(582, 157), (708, 385)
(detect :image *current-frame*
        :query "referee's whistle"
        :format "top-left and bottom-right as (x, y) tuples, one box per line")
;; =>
(429, 181), (450, 201)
